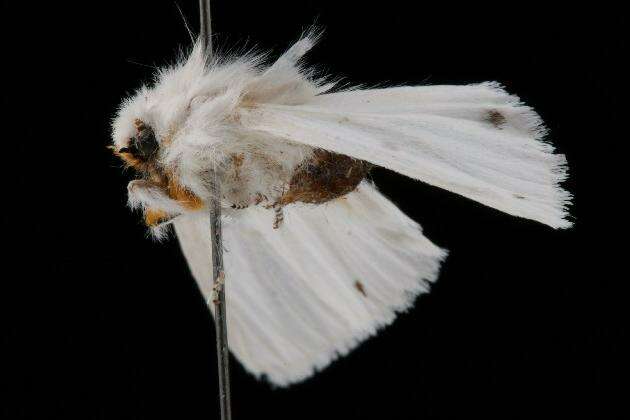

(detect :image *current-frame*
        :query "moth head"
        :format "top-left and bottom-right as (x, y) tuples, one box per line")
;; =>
(111, 106), (204, 234)
(111, 41), (233, 235)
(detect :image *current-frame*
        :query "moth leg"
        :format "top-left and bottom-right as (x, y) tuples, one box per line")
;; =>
(253, 192), (268, 205)
(210, 271), (225, 305)
(230, 192), (269, 210)
(272, 205), (284, 229)
(127, 180), (185, 214)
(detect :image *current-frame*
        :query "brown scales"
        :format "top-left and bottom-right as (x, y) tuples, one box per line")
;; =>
(280, 149), (371, 206)
(354, 281), (367, 297)
(486, 109), (507, 127)
(230, 153), (245, 180)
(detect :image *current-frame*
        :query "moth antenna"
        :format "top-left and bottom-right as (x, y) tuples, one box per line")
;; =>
(199, 0), (213, 56)
(125, 59), (158, 70)
(174, 2), (194, 44)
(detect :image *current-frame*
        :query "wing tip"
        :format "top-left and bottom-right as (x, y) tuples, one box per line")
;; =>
(478, 82), (575, 229)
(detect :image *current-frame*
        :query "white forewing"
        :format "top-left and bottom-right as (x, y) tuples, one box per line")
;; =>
(240, 83), (572, 229)
(174, 182), (446, 386)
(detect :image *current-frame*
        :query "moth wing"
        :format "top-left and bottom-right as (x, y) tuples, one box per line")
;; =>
(173, 181), (446, 386)
(241, 83), (572, 229)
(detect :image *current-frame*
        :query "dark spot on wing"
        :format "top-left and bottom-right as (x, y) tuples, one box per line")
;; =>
(354, 280), (367, 297)
(487, 110), (507, 128)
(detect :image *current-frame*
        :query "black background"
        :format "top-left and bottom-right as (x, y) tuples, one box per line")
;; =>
(2, 1), (625, 419)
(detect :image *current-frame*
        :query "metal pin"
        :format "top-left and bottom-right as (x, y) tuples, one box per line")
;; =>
(199, 0), (213, 55)
(199, 1), (231, 419)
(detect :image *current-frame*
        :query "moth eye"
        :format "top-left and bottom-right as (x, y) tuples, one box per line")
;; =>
(119, 124), (159, 161)
(132, 126), (159, 160)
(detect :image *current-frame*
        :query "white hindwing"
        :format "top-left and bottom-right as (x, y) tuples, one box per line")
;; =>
(174, 182), (446, 386)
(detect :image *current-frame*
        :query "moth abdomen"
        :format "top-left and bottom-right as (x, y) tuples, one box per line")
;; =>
(280, 149), (370, 206)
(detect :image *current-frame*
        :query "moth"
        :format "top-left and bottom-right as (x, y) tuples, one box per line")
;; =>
(112, 31), (572, 386)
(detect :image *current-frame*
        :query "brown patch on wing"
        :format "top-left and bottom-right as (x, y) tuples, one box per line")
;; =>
(354, 281), (367, 297)
(486, 110), (507, 127)
(280, 149), (371, 206)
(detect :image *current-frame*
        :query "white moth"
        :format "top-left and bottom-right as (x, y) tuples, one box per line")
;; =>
(112, 31), (572, 386)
